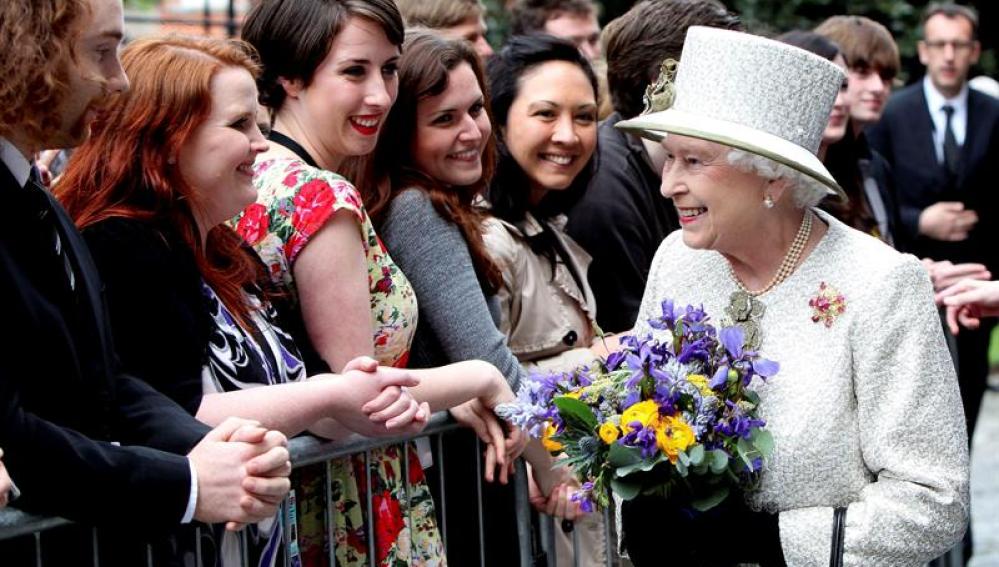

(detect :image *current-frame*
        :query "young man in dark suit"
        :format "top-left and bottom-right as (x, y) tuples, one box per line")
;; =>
(867, 3), (999, 447)
(0, 0), (293, 552)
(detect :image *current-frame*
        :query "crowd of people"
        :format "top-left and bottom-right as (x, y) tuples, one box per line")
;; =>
(1, 0), (996, 565)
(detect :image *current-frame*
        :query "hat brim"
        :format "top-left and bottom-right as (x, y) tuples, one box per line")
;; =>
(617, 108), (846, 202)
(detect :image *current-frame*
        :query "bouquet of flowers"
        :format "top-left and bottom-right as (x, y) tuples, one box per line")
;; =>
(497, 299), (778, 513)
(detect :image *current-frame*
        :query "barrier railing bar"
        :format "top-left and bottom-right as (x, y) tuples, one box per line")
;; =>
(539, 514), (555, 567)
(513, 460), (533, 567)
(326, 460), (336, 567)
(603, 506), (613, 567)
(241, 523), (249, 567)
(436, 433), (447, 550)
(403, 441), (413, 563)
(0, 510), (70, 541)
(365, 449), (375, 567)
(0, 412), (633, 567)
(195, 525), (204, 567)
(474, 437), (485, 567)
(91, 526), (99, 567)
(289, 413), (461, 466)
(573, 522), (580, 567)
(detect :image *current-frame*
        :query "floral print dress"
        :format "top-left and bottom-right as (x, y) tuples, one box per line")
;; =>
(233, 157), (445, 567)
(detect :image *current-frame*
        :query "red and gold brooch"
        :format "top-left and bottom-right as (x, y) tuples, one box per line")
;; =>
(809, 282), (846, 328)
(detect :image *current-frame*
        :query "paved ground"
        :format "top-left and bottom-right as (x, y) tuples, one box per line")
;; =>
(968, 375), (999, 567)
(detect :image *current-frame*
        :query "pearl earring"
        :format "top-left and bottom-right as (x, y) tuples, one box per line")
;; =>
(763, 195), (775, 209)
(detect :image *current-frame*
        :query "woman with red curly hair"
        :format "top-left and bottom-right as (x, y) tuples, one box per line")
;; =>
(55, 34), (437, 567)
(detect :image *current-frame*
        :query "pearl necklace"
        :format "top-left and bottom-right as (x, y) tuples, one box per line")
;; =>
(728, 211), (813, 297)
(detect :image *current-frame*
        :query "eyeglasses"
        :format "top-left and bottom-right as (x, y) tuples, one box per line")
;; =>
(922, 40), (976, 53)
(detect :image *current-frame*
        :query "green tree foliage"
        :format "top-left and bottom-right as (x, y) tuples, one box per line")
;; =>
(721, 0), (995, 81)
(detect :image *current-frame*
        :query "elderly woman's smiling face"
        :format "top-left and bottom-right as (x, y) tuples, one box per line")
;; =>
(659, 134), (772, 254)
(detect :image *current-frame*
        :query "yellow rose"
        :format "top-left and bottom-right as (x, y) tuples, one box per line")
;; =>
(686, 374), (714, 397)
(654, 415), (696, 463)
(599, 422), (620, 444)
(541, 422), (564, 452)
(620, 400), (660, 434)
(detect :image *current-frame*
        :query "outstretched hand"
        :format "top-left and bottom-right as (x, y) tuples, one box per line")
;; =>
(526, 462), (584, 520)
(451, 398), (520, 484)
(937, 278), (999, 334)
(923, 259), (990, 296)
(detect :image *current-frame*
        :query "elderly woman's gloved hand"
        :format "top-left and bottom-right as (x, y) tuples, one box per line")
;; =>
(621, 491), (786, 566)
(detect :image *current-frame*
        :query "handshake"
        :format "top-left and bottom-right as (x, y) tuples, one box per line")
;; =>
(186, 355), (434, 530)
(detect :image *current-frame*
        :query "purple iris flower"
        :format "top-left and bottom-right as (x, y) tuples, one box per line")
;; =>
(606, 350), (626, 370)
(677, 337), (710, 364)
(571, 484), (596, 513)
(621, 425), (659, 458)
(709, 366), (729, 389)
(751, 358), (780, 379)
(681, 304), (709, 332)
(649, 298), (680, 330)
(719, 327), (744, 359)
(622, 390), (640, 408)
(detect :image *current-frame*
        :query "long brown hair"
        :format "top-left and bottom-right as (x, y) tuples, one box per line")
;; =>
(56, 35), (263, 327)
(365, 30), (502, 294)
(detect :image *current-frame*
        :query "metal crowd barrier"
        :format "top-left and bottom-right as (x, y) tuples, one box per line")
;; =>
(0, 409), (962, 567)
(0, 412), (617, 567)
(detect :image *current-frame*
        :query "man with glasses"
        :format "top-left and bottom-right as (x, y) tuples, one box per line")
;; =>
(868, 6), (998, 560)
(868, 1), (998, 438)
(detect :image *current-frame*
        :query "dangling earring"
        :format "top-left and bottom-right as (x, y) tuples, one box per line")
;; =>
(763, 195), (775, 209)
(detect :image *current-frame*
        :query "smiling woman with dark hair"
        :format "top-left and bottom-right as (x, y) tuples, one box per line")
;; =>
(483, 33), (605, 377)
(481, 33), (613, 566)
(371, 30), (578, 567)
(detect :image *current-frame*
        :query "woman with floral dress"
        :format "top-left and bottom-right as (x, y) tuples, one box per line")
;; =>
(238, 2), (523, 565)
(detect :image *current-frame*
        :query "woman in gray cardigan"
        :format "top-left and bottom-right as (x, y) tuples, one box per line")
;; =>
(369, 32), (581, 566)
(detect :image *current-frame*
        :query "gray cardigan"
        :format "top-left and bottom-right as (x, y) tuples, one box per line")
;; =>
(379, 188), (524, 389)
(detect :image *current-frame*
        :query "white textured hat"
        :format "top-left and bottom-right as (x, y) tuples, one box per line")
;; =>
(617, 26), (846, 199)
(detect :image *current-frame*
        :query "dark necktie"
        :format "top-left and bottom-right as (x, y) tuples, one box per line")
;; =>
(941, 104), (960, 178)
(25, 169), (77, 294)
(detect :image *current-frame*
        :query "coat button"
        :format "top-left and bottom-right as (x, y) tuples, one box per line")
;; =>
(562, 331), (578, 346)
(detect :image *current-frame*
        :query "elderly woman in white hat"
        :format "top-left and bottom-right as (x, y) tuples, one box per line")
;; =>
(616, 27), (969, 566)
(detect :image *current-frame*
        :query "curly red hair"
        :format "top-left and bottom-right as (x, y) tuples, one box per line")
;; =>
(56, 35), (264, 327)
(0, 0), (86, 143)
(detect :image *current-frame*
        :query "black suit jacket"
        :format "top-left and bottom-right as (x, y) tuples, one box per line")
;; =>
(867, 82), (999, 273)
(0, 161), (209, 530)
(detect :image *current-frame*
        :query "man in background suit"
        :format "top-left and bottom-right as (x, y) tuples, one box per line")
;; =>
(0, 0), (292, 556)
(867, 2), (999, 446)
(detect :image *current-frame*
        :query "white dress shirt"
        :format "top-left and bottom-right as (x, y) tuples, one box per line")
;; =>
(923, 75), (969, 164)
(1, 136), (199, 523)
